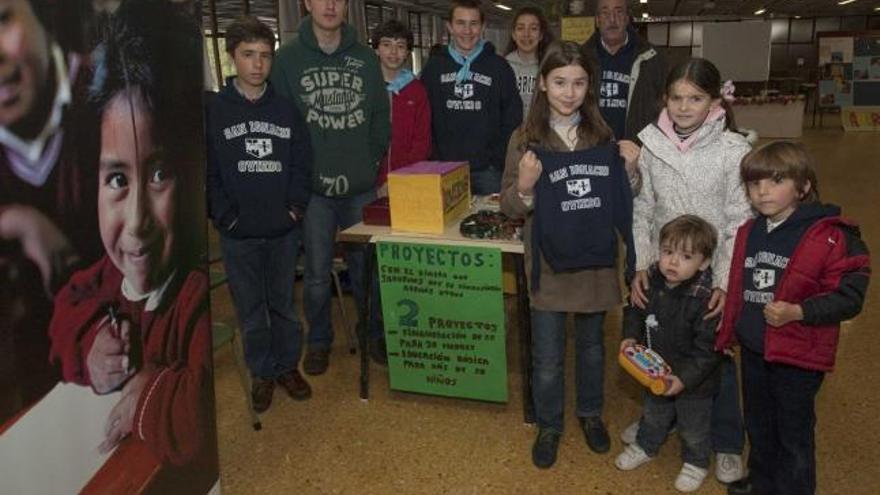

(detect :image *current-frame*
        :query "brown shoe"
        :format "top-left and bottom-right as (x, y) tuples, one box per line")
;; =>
(251, 377), (275, 413)
(303, 348), (330, 376)
(276, 369), (312, 400)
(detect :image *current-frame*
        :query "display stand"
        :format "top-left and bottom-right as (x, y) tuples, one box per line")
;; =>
(337, 222), (535, 423)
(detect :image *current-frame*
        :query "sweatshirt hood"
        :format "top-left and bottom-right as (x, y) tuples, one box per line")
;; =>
(297, 15), (358, 55)
(220, 76), (275, 106)
(771, 202), (840, 232)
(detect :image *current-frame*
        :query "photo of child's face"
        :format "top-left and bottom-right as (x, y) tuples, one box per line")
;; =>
(0, 0), (51, 129)
(98, 88), (175, 294)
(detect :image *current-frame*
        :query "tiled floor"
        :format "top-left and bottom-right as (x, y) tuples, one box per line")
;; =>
(211, 128), (880, 494)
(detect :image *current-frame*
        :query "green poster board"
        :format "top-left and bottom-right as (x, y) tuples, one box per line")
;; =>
(377, 241), (507, 402)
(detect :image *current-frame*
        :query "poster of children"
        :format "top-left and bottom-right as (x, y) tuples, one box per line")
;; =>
(0, 1), (219, 494)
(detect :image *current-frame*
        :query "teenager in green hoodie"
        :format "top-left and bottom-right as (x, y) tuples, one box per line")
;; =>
(270, 0), (390, 375)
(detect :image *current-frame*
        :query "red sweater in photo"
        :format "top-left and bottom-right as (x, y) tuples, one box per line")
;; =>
(48, 256), (215, 469)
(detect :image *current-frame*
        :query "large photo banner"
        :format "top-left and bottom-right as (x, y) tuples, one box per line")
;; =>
(0, 1), (218, 493)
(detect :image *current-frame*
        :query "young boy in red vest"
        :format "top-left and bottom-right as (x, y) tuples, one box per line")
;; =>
(717, 141), (871, 495)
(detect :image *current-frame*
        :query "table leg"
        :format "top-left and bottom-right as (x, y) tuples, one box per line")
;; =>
(359, 242), (375, 400)
(514, 254), (535, 424)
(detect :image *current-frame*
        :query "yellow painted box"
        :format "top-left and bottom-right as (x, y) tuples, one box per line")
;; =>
(388, 161), (471, 234)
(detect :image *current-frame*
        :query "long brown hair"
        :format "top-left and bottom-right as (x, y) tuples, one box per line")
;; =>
(520, 41), (613, 150)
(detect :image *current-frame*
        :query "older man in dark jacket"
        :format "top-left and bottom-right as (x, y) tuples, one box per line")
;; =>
(582, 0), (666, 143)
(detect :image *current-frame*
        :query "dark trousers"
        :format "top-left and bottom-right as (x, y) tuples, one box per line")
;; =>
(221, 229), (302, 379)
(637, 393), (713, 468)
(741, 348), (825, 495)
(712, 357), (746, 454)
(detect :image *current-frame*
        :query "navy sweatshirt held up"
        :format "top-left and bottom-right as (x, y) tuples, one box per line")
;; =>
(531, 143), (635, 290)
(206, 78), (311, 239)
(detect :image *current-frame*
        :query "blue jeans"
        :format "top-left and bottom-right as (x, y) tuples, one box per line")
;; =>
(637, 393), (713, 468)
(470, 167), (501, 195)
(221, 229), (302, 379)
(531, 310), (606, 433)
(711, 357), (746, 454)
(741, 348), (824, 495)
(303, 190), (381, 350)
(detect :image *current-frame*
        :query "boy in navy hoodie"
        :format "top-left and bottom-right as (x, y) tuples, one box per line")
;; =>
(421, 0), (521, 195)
(206, 16), (312, 413)
(717, 142), (870, 495)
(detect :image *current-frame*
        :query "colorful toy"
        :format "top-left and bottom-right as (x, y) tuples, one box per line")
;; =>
(619, 344), (672, 395)
(619, 315), (671, 395)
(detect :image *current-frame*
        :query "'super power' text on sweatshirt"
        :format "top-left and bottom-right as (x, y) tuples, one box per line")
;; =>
(206, 78), (311, 239)
(270, 17), (390, 198)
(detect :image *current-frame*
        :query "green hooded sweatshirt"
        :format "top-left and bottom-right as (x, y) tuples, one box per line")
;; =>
(270, 17), (390, 198)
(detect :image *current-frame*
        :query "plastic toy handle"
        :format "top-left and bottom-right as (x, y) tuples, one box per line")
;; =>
(649, 377), (668, 395)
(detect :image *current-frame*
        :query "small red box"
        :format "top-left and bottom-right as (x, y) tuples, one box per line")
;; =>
(362, 196), (391, 226)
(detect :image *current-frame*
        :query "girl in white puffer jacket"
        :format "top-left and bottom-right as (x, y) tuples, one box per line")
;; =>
(623, 57), (752, 490)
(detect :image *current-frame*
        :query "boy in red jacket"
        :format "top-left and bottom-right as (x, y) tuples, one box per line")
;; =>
(717, 142), (870, 495)
(372, 19), (432, 196)
(367, 19), (432, 364)
(46, 1), (216, 484)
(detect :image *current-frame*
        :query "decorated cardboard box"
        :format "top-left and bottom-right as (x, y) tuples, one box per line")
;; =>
(388, 161), (471, 234)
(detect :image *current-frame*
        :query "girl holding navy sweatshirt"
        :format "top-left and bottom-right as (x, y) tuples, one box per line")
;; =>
(500, 41), (636, 469)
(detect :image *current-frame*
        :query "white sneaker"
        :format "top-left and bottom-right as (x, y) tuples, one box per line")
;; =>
(715, 453), (745, 483)
(675, 463), (709, 492)
(620, 420), (639, 444)
(614, 443), (652, 471)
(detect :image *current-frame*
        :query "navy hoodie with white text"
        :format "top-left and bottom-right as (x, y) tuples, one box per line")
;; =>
(420, 42), (522, 173)
(206, 78), (311, 239)
(735, 203), (839, 353)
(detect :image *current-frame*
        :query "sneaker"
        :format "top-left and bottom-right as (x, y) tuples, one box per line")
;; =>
(370, 336), (388, 366)
(251, 377), (275, 413)
(614, 443), (652, 470)
(579, 416), (610, 453)
(620, 420), (639, 445)
(531, 429), (561, 469)
(303, 348), (330, 376)
(276, 369), (312, 401)
(675, 463), (709, 492)
(716, 453), (745, 483)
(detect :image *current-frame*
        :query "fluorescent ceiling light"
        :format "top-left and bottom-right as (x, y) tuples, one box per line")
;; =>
(494, 3), (512, 10)
(642, 12), (649, 18)
(837, 0), (856, 4)
(754, 8), (766, 15)
(640, 0), (648, 4)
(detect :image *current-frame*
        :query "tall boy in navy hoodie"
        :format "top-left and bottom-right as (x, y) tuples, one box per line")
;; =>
(206, 16), (312, 413)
